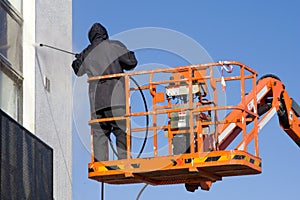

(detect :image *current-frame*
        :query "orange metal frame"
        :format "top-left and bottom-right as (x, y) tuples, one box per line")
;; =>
(86, 61), (300, 190)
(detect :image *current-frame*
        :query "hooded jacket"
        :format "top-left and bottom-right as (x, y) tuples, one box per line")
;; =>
(72, 23), (137, 114)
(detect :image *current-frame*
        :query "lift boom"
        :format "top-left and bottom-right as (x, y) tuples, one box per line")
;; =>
(218, 74), (300, 151)
(87, 61), (300, 191)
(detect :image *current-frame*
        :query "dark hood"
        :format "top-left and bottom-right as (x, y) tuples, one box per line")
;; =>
(88, 23), (108, 44)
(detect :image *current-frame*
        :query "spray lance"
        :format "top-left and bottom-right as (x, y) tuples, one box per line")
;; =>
(39, 43), (77, 56)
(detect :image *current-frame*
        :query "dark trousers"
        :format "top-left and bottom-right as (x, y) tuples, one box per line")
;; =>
(93, 107), (127, 161)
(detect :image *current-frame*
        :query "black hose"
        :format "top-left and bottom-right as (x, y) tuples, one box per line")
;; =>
(105, 77), (149, 159)
(108, 138), (119, 159)
(85, 77), (149, 200)
(130, 77), (149, 158)
(102, 77), (149, 200)
(136, 184), (149, 200)
(101, 182), (104, 200)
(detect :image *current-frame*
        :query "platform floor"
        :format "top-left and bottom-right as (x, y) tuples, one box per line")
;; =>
(88, 150), (262, 185)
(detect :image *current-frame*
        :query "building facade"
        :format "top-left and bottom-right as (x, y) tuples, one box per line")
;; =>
(0, 0), (72, 199)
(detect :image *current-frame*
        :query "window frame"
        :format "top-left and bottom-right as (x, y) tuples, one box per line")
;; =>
(0, 54), (23, 122)
(0, 0), (23, 25)
(0, 0), (23, 123)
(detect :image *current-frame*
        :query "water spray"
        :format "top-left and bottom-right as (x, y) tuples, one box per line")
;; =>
(39, 43), (76, 55)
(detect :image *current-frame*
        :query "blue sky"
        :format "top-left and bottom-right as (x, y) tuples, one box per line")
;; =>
(72, 1), (300, 199)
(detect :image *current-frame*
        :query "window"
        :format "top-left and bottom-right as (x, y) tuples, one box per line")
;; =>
(7, 0), (22, 13)
(0, 0), (23, 122)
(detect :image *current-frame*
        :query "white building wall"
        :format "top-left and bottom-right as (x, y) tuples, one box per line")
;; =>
(23, 0), (35, 133)
(23, 1), (73, 199)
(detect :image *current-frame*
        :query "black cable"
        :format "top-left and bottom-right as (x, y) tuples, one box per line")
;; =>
(35, 49), (73, 186)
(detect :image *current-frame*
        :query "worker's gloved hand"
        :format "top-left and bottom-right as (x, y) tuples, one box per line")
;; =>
(75, 53), (80, 59)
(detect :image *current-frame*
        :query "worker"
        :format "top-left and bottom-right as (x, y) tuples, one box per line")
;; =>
(72, 22), (137, 161)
